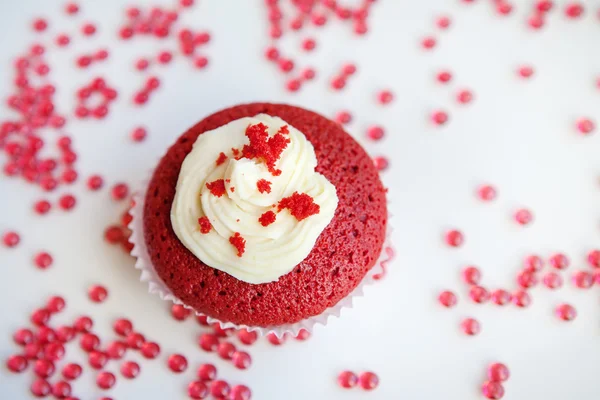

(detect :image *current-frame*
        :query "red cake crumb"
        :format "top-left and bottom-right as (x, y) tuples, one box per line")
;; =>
(278, 125), (289, 135)
(259, 211), (276, 226)
(256, 179), (272, 194)
(198, 217), (211, 234)
(231, 148), (240, 158)
(239, 123), (290, 176)
(206, 179), (226, 197)
(215, 152), (227, 166)
(229, 233), (246, 257)
(277, 192), (320, 221)
(230, 187), (235, 193)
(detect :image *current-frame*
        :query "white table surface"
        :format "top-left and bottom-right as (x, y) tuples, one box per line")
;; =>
(1, 0), (600, 399)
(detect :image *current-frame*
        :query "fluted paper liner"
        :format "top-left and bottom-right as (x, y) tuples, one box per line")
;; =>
(129, 171), (393, 338)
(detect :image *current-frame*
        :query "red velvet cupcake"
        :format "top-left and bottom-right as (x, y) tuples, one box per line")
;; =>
(134, 103), (388, 331)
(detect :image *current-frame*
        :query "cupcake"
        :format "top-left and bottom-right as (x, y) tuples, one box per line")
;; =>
(139, 103), (387, 329)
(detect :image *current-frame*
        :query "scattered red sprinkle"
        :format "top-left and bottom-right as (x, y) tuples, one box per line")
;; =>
(62, 363), (82, 380)
(229, 232), (246, 257)
(74, 316), (93, 332)
(121, 361), (140, 379)
(265, 46), (280, 61)
(512, 290), (531, 308)
(482, 381), (505, 399)
(286, 78), (302, 92)
(198, 216), (212, 234)
(135, 58), (150, 71)
(126, 332), (145, 349)
(367, 125), (385, 140)
(461, 318), (480, 335)
(572, 270), (594, 289)
(131, 127), (147, 142)
(141, 342), (160, 359)
(431, 110), (449, 125)
(301, 67), (316, 80)
(470, 286), (490, 304)
(445, 230), (464, 247)
(13, 328), (35, 345)
(82, 23), (97, 36)
(377, 90), (394, 105)
(3, 231), (21, 247)
(555, 303), (577, 321)
(230, 384), (252, 400)
(421, 36), (436, 49)
(33, 18), (48, 32)
(158, 51), (173, 64)
(576, 118), (595, 135)
(517, 270), (538, 289)
(302, 38), (316, 51)
(457, 89), (473, 104)
(565, 2), (584, 18)
(587, 249), (600, 268)
(7, 355), (28, 373)
(436, 16), (451, 29)
(89, 350), (108, 369)
(34, 251), (53, 269)
(518, 66), (534, 78)
(536, 0), (554, 12)
(496, 2), (513, 15)
(33, 359), (55, 378)
(338, 370), (358, 388)
(514, 208), (533, 225)
(373, 156), (389, 171)
(549, 253), (569, 270)
(335, 110), (352, 124)
(210, 380), (231, 398)
(188, 381), (209, 399)
(206, 179), (226, 197)
(113, 319), (133, 337)
(44, 342), (65, 361)
(359, 371), (380, 390)
(31, 379), (52, 397)
(217, 341), (236, 360)
(542, 272), (563, 289)
(491, 289), (512, 306)
(215, 152), (227, 166)
(199, 333), (219, 352)
(111, 183), (129, 200)
(488, 363), (510, 382)
(438, 290), (457, 307)
(106, 340), (127, 360)
(437, 70), (452, 83)
(65, 3), (79, 15)
(168, 354), (188, 373)
(259, 211), (277, 227)
(58, 194), (76, 210)
(88, 284), (108, 302)
(278, 58), (294, 73)
(96, 371), (116, 390)
(524, 255), (543, 272)
(237, 329), (258, 345)
(267, 332), (286, 345)
(80, 333), (100, 352)
(331, 76), (346, 90)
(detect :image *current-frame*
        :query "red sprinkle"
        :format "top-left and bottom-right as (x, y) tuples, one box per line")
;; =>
(198, 217), (212, 234)
(33, 18), (48, 32)
(168, 354), (188, 373)
(88, 285), (108, 302)
(229, 232), (246, 257)
(198, 333), (219, 352)
(126, 332), (145, 349)
(216, 152), (228, 166)
(572, 270), (594, 289)
(113, 319), (133, 336)
(549, 253), (569, 270)
(445, 230), (464, 247)
(488, 363), (510, 382)
(421, 36), (437, 49)
(259, 211), (277, 227)
(587, 249), (600, 268)
(3, 231), (20, 247)
(237, 329), (258, 345)
(338, 371), (358, 389)
(111, 183), (129, 200)
(335, 111), (352, 124)
(74, 316), (93, 332)
(96, 371), (116, 390)
(210, 380), (231, 398)
(512, 290), (531, 307)
(518, 66), (534, 78)
(257, 179), (272, 194)
(543, 272), (563, 289)
(141, 342), (160, 359)
(514, 208), (533, 225)
(131, 127), (147, 142)
(7, 355), (28, 373)
(62, 363), (82, 380)
(206, 179), (226, 197)
(576, 118), (595, 135)
(431, 110), (449, 125)
(482, 381), (505, 399)
(65, 3), (79, 15)
(188, 381), (209, 399)
(461, 318), (480, 335)
(438, 290), (457, 307)
(230, 385), (252, 400)
(491, 289), (512, 306)
(82, 23), (97, 36)
(34, 252), (53, 269)
(555, 303), (577, 321)
(58, 194), (76, 210)
(277, 192), (320, 221)
(359, 371), (380, 390)
(470, 286), (490, 303)
(121, 361), (140, 379)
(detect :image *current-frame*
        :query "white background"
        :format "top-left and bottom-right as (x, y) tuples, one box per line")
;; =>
(1, 0), (600, 399)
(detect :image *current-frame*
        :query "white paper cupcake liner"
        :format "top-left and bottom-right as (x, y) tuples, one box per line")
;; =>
(128, 169), (394, 338)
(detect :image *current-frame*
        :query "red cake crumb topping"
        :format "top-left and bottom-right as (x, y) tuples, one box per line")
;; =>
(278, 125), (289, 135)
(239, 123), (290, 176)
(215, 152), (227, 166)
(259, 211), (276, 226)
(277, 192), (320, 221)
(229, 232), (246, 257)
(198, 217), (211, 234)
(206, 179), (226, 197)
(256, 179), (272, 194)
(230, 187), (235, 193)
(231, 148), (240, 158)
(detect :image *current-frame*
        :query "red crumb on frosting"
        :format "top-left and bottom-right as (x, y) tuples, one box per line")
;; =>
(230, 186), (235, 193)
(215, 152), (227, 166)
(259, 211), (277, 226)
(240, 123), (290, 176)
(206, 179), (226, 197)
(256, 179), (272, 194)
(278, 125), (289, 135)
(198, 217), (212, 234)
(277, 192), (320, 221)
(231, 148), (240, 159)
(229, 232), (246, 257)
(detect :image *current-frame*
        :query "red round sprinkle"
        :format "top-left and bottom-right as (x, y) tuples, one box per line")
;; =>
(445, 229), (464, 247)
(87, 284), (108, 303)
(6, 355), (28, 373)
(96, 371), (116, 390)
(496, 2), (512, 15)
(264, 46), (279, 61)
(126, 332), (145, 349)
(199, 333), (219, 352)
(131, 127), (147, 142)
(542, 272), (563, 289)
(286, 78), (302, 92)
(31, 379), (52, 397)
(135, 58), (150, 71)
(34, 252), (53, 269)
(377, 90), (394, 105)
(528, 13), (545, 29)
(421, 36), (436, 49)
(267, 332), (286, 345)
(65, 3), (79, 15)
(95, 49), (109, 60)
(565, 2), (584, 18)
(217, 342), (236, 360)
(31, 308), (50, 326)
(181, 0), (195, 7)
(120, 361), (140, 379)
(56, 326), (75, 342)
(367, 125), (385, 141)
(457, 89), (473, 104)
(301, 67), (316, 80)
(3, 231), (20, 247)
(342, 63), (356, 76)
(537, 1), (554, 12)
(437, 70), (452, 83)
(331, 76), (346, 90)
(82, 23), (97, 36)
(470, 286), (490, 303)
(37, 326), (56, 344)
(210, 380), (231, 398)
(572, 270), (594, 289)
(517, 270), (538, 289)
(168, 354), (188, 373)
(488, 363), (510, 382)
(237, 329), (258, 345)
(491, 289), (512, 306)
(514, 208), (533, 225)
(188, 381), (209, 399)
(431, 110), (449, 125)
(232, 350), (251, 369)
(106, 341), (127, 359)
(549, 253), (569, 270)
(461, 318), (480, 335)
(438, 290), (457, 308)
(587, 249), (600, 268)
(62, 169), (78, 184)
(80, 333), (100, 352)
(158, 51), (173, 64)
(436, 16), (451, 29)
(141, 342), (160, 359)
(24, 343), (44, 360)
(120, 26), (134, 39)
(512, 290), (531, 307)
(74, 316), (93, 332)
(111, 183), (129, 200)
(171, 304), (190, 320)
(576, 118), (595, 135)
(359, 371), (379, 390)
(52, 381), (71, 398)
(44, 342), (65, 361)
(373, 156), (389, 171)
(302, 38), (316, 51)
(58, 194), (76, 210)
(34, 359), (55, 378)
(194, 56), (209, 69)
(477, 185), (497, 201)
(555, 303), (577, 321)
(482, 381), (505, 399)
(278, 58), (294, 73)
(13, 328), (34, 345)
(62, 363), (82, 380)
(518, 66), (534, 78)
(113, 318), (133, 336)
(104, 226), (125, 244)
(335, 111), (352, 125)
(230, 385), (252, 400)
(87, 175), (104, 191)
(89, 351), (108, 369)
(524, 255), (543, 272)
(338, 370), (358, 388)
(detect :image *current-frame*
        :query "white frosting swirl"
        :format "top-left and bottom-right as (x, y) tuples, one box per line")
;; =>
(170, 114), (338, 284)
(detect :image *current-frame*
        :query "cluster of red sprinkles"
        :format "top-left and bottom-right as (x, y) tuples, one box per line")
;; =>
(337, 370), (379, 390)
(75, 77), (118, 119)
(238, 123), (290, 176)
